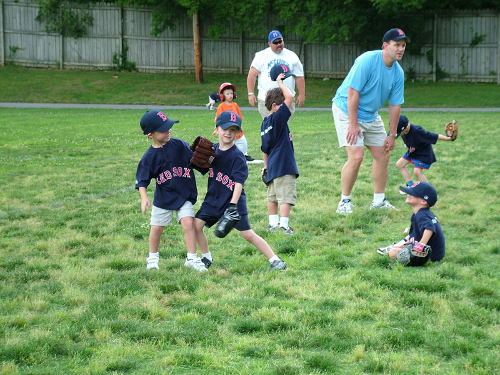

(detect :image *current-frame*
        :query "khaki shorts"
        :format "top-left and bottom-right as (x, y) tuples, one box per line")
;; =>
(267, 174), (297, 205)
(332, 102), (386, 147)
(150, 201), (194, 226)
(258, 99), (296, 120)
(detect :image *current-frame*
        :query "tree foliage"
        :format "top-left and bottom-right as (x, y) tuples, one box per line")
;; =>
(35, 0), (95, 38)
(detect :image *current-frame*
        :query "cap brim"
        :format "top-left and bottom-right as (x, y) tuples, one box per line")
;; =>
(394, 36), (410, 43)
(155, 119), (178, 132)
(219, 122), (241, 130)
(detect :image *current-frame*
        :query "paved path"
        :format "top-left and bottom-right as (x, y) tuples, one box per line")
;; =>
(1, 103), (500, 111)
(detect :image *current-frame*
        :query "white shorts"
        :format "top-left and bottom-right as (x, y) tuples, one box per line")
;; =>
(150, 201), (194, 227)
(332, 103), (386, 147)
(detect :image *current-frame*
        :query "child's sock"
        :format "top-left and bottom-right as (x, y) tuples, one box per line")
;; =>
(149, 252), (159, 258)
(269, 255), (280, 263)
(280, 217), (290, 229)
(269, 214), (279, 227)
(186, 253), (198, 261)
(202, 252), (212, 261)
(341, 194), (351, 202)
(406, 180), (414, 187)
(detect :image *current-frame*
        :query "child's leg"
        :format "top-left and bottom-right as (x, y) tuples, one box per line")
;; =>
(413, 167), (428, 183)
(240, 229), (276, 259)
(149, 225), (164, 254)
(279, 203), (291, 227)
(396, 157), (412, 183)
(179, 216), (196, 255)
(389, 240), (406, 259)
(194, 217), (210, 256)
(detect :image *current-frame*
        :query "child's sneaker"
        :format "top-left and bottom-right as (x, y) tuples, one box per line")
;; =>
(146, 255), (159, 270)
(377, 242), (396, 255)
(245, 155), (255, 162)
(201, 257), (213, 268)
(269, 259), (287, 270)
(370, 198), (397, 210)
(205, 103), (211, 110)
(280, 226), (294, 235)
(336, 199), (353, 214)
(184, 258), (208, 272)
(269, 224), (279, 232)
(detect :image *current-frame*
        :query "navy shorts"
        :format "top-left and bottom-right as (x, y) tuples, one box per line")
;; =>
(195, 207), (251, 231)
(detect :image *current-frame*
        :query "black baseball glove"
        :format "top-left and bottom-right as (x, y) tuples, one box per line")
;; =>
(396, 242), (432, 267)
(214, 204), (240, 238)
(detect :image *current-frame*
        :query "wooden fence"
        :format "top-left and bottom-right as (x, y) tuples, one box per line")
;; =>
(1, 0), (499, 83)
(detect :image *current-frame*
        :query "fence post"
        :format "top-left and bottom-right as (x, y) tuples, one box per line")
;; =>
(0, 0), (4, 66)
(239, 30), (243, 74)
(498, 13), (499, 84)
(59, 6), (63, 69)
(433, 13), (437, 82)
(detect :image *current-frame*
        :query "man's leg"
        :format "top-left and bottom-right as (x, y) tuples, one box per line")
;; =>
(341, 146), (365, 196)
(367, 146), (390, 194)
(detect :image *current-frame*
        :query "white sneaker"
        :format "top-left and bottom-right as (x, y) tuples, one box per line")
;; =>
(146, 255), (159, 270)
(336, 199), (353, 214)
(370, 198), (397, 210)
(377, 242), (396, 255)
(184, 258), (208, 272)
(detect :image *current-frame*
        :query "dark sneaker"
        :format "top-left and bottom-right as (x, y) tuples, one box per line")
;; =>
(280, 226), (294, 235)
(269, 259), (287, 270)
(201, 257), (213, 268)
(245, 155), (255, 162)
(269, 224), (279, 232)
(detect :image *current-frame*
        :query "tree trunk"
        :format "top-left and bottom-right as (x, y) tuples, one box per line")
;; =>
(193, 11), (203, 83)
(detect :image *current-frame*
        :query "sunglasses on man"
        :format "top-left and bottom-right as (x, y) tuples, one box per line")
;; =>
(272, 39), (283, 45)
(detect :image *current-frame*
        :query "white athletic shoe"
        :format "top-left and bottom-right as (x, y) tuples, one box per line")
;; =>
(336, 199), (353, 214)
(184, 258), (208, 272)
(370, 198), (397, 210)
(146, 255), (159, 270)
(377, 242), (396, 255)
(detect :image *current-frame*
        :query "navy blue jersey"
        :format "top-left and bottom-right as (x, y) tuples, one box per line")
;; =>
(408, 208), (445, 262)
(198, 143), (248, 218)
(260, 103), (299, 182)
(209, 92), (222, 102)
(135, 138), (197, 210)
(401, 124), (439, 164)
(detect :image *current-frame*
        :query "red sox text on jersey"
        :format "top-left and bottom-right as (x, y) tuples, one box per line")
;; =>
(209, 168), (235, 191)
(156, 167), (192, 184)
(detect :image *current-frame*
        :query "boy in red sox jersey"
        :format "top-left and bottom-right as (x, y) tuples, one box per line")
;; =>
(193, 111), (287, 271)
(135, 110), (207, 272)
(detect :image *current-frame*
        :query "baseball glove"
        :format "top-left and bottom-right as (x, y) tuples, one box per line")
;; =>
(190, 136), (216, 169)
(261, 167), (269, 188)
(445, 120), (458, 141)
(214, 204), (240, 238)
(396, 242), (432, 267)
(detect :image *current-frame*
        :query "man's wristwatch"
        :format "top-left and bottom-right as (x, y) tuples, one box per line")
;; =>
(387, 131), (398, 139)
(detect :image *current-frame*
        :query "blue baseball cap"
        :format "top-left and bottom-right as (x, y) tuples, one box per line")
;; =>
(397, 115), (409, 135)
(400, 182), (438, 207)
(270, 63), (292, 81)
(140, 110), (178, 135)
(383, 28), (410, 43)
(216, 111), (242, 130)
(268, 30), (283, 43)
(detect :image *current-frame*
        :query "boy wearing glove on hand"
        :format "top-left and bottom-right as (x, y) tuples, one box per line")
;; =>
(193, 111), (287, 271)
(376, 182), (445, 266)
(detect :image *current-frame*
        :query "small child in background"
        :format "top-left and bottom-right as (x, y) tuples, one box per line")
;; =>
(212, 82), (256, 163)
(395, 114), (455, 192)
(205, 92), (221, 111)
(135, 110), (207, 272)
(260, 66), (299, 235)
(377, 181), (445, 266)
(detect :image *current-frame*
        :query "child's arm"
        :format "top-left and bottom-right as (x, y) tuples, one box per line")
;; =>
(139, 187), (151, 214)
(418, 229), (434, 245)
(230, 182), (243, 205)
(276, 73), (294, 108)
(437, 134), (453, 141)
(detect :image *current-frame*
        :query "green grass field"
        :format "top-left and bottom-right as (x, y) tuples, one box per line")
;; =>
(1, 67), (500, 374)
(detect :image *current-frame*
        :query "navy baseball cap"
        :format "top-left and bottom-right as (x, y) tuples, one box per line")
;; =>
(216, 111), (242, 130)
(268, 30), (283, 43)
(400, 182), (438, 207)
(270, 63), (292, 81)
(140, 110), (178, 135)
(397, 115), (409, 135)
(383, 28), (410, 43)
